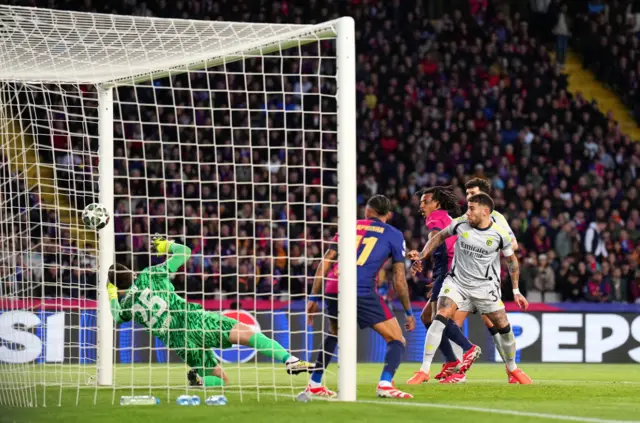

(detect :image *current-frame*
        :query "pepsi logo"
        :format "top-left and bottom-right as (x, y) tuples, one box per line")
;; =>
(212, 310), (261, 364)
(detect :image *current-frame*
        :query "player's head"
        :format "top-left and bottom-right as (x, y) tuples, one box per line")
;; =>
(365, 195), (392, 222)
(466, 193), (494, 228)
(417, 185), (462, 217)
(465, 178), (491, 199)
(108, 263), (134, 292)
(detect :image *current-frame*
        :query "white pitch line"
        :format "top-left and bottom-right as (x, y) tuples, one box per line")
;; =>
(358, 400), (640, 423)
(471, 378), (640, 385)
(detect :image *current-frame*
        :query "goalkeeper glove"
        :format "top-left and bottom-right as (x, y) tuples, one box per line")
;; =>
(107, 283), (118, 301)
(152, 233), (174, 255)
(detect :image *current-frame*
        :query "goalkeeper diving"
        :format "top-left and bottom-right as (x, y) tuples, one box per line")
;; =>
(107, 236), (314, 387)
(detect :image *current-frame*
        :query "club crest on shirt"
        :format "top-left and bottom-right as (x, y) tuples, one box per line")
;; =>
(486, 238), (493, 247)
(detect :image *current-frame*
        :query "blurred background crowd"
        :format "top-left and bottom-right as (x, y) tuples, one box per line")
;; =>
(3, 0), (640, 304)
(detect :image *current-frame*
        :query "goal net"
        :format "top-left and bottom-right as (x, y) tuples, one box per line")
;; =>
(0, 5), (356, 406)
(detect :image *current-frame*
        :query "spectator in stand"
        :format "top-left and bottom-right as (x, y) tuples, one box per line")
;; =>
(554, 221), (574, 259)
(533, 254), (556, 302)
(586, 271), (611, 303)
(520, 253), (539, 298)
(551, 2), (571, 68)
(563, 271), (585, 302)
(584, 220), (608, 260)
(610, 267), (629, 302)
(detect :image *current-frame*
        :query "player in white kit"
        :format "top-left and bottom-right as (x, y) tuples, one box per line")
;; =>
(407, 192), (532, 383)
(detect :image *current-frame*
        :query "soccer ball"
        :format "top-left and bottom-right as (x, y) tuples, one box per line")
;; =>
(82, 203), (110, 230)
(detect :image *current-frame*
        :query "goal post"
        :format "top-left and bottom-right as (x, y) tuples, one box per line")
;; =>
(335, 16), (357, 403)
(96, 86), (114, 387)
(0, 5), (357, 405)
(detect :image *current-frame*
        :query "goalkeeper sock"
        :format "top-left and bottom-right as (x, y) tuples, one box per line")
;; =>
(436, 328), (458, 363)
(445, 319), (473, 352)
(310, 334), (338, 385)
(203, 375), (225, 387)
(488, 326), (507, 363)
(420, 314), (447, 374)
(498, 324), (518, 372)
(380, 340), (404, 384)
(248, 333), (291, 363)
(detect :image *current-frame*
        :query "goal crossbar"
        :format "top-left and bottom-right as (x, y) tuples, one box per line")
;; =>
(0, 5), (338, 86)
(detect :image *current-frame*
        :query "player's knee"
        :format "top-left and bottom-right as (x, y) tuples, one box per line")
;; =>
(436, 306), (454, 319)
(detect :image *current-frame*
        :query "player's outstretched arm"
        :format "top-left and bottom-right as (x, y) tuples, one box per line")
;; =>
(392, 262), (415, 331)
(408, 229), (451, 262)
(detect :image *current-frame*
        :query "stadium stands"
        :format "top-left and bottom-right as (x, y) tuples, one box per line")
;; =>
(4, 0), (640, 304)
(571, 0), (640, 123)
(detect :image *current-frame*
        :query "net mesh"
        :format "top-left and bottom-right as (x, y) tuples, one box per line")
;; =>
(0, 5), (343, 406)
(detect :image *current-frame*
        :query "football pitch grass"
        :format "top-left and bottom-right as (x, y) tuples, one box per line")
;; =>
(2, 363), (640, 423)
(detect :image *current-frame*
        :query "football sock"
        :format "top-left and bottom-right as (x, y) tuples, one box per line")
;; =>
(450, 340), (464, 361)
(498, 324), (518, 371)
(445, 319), (473, 352)
(420, 314), (447, 374)
(310, 334), (338, 385)
(380, 340), (404, 384)
(248, 333), (291, 363)
(425, 322), (458, 363)
(203, 375), (225, 387)
(488, 326), (507, 363)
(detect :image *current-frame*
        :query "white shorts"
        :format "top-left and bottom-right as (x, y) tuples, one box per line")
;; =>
(438, 275), (504, 314)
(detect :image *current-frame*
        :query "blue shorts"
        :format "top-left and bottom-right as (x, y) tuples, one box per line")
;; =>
(430, 274), (447, 302)
(325, 292), (394, 329)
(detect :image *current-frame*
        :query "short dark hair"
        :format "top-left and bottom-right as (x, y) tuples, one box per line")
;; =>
(465, 178), (491, 194)
(366, 195), (391, 216)
(108, 263), (134, 291)
(417, 185), (462, 217)
(467, 192), (494, 213)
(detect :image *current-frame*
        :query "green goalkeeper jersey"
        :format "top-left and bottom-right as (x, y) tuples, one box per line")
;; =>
(110, 243), (197, 343)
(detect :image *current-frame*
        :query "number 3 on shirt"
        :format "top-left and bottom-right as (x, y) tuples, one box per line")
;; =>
(356, 235), (378, 266)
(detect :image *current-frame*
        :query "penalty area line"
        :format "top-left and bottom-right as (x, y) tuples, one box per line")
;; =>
(358, 400), (640, 423)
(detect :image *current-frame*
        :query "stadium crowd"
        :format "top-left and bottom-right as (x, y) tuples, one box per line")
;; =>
(570, 0), (640, 123)
(4, 0), (640, 304)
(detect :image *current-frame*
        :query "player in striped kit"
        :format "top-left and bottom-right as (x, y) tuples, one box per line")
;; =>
(306, 195), (416, 399)
(406, 186), (481, 385)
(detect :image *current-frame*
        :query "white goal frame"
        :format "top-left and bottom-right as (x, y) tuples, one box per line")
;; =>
(0, 6), (357, 402)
